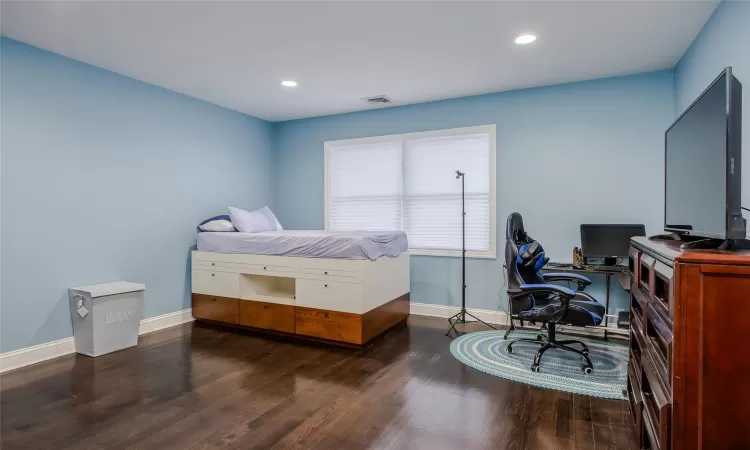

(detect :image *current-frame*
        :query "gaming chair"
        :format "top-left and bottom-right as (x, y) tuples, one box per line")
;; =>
(504, 212), (606, 373)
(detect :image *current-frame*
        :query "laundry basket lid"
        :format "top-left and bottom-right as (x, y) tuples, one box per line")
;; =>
(70, 281), (145, 298)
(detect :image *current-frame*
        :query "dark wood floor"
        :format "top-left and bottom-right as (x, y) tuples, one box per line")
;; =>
(0, 316), (638, 449)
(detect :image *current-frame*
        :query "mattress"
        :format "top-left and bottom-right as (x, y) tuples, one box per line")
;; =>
(196, 230), (408, 260)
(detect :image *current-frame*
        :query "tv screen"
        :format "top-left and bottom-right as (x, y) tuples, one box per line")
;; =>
(665, 68), (744, 239)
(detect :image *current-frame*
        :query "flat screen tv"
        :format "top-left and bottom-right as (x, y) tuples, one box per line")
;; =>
(664, 67), (744, 240)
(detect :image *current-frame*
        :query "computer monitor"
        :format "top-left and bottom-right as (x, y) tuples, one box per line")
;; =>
(580, 224), (646, 265)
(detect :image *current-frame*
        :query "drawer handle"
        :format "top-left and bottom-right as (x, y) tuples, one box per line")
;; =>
(263, 305), (268, 309)
(211, 263), (215, 266)
(324, 313), (329, 318)
(211, 274), (215, 277)
(324, 284), (328, 288)
(324, 271), (328, 275)
(263, 266), (267, 270)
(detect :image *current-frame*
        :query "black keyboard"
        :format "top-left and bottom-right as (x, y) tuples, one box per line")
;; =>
(545, 262), (628, 272)
(589, 264), (628, 272)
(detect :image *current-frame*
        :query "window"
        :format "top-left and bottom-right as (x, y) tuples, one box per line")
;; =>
(325, 125), (496, 258)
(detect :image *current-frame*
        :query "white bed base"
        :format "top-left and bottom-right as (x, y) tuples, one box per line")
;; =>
(191, 251), (410, 314)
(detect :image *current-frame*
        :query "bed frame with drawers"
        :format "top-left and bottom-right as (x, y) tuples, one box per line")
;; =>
(190, 250), (410, 346)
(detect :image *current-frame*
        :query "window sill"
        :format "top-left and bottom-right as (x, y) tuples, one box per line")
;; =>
(409, 249), (496, 259)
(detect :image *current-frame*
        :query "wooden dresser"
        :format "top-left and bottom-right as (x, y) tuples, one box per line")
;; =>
(627, 236), (750, 450)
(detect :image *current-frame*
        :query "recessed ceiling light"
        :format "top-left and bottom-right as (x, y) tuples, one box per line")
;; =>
(281, 80), (298, 87)
(514, 34), (537, 45)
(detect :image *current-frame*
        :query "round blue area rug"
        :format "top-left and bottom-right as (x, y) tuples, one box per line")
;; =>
(450, 330), (628, 399)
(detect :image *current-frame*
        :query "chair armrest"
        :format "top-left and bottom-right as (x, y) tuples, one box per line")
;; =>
(508, 284), (575, 322)
(509, 284), (576, 299)
(542, 272), (592, 291)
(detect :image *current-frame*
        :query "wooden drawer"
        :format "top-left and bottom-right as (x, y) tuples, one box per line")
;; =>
(192, 270), (239, 298)
(645, 302), (673, 389)
(630, 284), (648, 330)
(642, 405), (660, 450)
(629, 322), (644, 378)
(641, 349), (671, 450)
(296, 279), (363, 314)
(295, 306), (362, 344)
(628, 246), (641, 285)
(652, 261), (674, 326)
(239, 300), (295, 333)
(627, 361), (643, 432)
(639, 254), (655, 294)
(192, 294), (239, 324)
(300, 267), (357, 279)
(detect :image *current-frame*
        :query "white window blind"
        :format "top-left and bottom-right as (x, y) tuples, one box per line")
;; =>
(326, 126), (494, 257)
(328, 141), (402, 231)
(403, 134), (490, 252)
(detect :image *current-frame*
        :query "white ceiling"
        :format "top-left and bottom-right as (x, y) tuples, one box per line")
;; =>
(1, 1), (718, 122)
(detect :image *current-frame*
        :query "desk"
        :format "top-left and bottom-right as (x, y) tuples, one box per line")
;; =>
(542, 263), (630, 338)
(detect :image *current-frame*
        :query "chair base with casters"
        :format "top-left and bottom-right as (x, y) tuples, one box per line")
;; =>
(506, 322), (593, 374)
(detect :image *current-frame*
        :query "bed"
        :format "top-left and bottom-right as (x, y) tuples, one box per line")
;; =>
(197, 230), (408, 260)
(191, 230), (410, 346)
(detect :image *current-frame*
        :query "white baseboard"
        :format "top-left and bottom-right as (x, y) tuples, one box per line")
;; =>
(409, 302), (627, 339)
(0, 337), (77, 375)
(138, 309), (194, 335)
(0, 309), (194, 374)
(410, 302), (510, 325)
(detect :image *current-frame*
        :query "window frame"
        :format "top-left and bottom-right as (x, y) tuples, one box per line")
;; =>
(324, 124), (496, 259)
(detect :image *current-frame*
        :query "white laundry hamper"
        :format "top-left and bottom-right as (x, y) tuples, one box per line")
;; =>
(68, 282), (145, 357)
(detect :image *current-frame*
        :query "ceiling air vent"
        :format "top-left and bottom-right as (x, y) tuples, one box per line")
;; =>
(364, 95), (391, 104)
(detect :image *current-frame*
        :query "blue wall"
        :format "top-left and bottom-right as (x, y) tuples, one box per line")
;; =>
(0, 38), (274, 352)
(674, 0), (750, 231)
(273, 72), (675, 315)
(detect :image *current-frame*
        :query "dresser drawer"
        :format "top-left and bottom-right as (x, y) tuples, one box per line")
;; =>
(627, 361), (643, 432)
(652, 261), (674, 325)
(630, 285), (648, 330)
(645, 302), (673, 389)
(641, 349), (671, 450)
(192, 270), (239, 298)
(295, 306), (362, 344)
(239, 300), (295, 333)
(628, 246), (641, 284)
(629, 322), (644, 379)
(192, 294), (239, 324)
(642, 405), (660, 450)
(296, 279), (363, 314)
(639, 254), (656, 293)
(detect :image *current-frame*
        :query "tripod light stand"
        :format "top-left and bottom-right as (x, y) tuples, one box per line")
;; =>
(446, 170), (496, 336)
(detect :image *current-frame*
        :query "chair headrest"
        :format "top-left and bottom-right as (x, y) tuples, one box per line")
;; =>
(506, 212), (526, 242)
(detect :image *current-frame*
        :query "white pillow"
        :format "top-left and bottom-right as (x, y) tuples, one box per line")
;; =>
(229, 206), (281, 233)
(199, 219), (235, 232)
